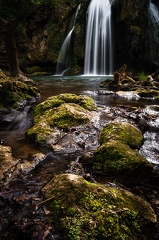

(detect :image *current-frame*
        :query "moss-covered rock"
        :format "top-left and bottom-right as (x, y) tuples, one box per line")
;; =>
(93, 139), (152, 176)
(99, 122), (143, 149)
(28, 103), (91, 144)
(42, 173), (157, 240)
(91, 122), (153, 178)
(27, 93), (97, 147)
(0, 69), (40, 109)
(0, 145), (18, 181)
(34, 93), (96, 116)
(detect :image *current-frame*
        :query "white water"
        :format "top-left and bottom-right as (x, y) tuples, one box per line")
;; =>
(149, 1), (159, 23)
(84, 0), (113, 76)
(139, 106), (159, 165)
(55, 4), (81, 76)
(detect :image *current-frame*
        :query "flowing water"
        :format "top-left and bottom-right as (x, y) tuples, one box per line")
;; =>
(84, 0), (113, 75)
(149, 0), (159, 23)
(55, 4), (81, 75)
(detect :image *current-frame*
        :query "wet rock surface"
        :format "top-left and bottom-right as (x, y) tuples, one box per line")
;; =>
(27, 93), (100, 153)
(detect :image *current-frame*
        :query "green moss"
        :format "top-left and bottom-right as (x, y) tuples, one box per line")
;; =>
(100, 122), (143, 149)
(34, 93), (96, 116)
(27, 94), (96, 144)
(138, 71), (147, 81)
(42, 174), (156, 240)
(49, 103), (90, 128)
(90, 122), (152, 178)
(130, 25), (141, 35)
(27, 122), (53, 143)
(93, 140), (150, 174)
(0, 73), (40, 109)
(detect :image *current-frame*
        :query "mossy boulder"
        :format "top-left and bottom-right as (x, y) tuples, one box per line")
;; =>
(27, 94), (97, 148)
(34, 93), (96, 116)
(0, 70), (40, 109)
(93, 139), (152, 177)
(92, 122), (153, 178)
(99, 122), (143, 149)
(42, 173), (157, 240)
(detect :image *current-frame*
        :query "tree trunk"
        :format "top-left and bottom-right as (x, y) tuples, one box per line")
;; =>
(0, 0), (22, 77)
(3, 20), (20, 77)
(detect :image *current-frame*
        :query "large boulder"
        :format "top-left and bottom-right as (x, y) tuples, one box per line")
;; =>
(0, 69), (40, 109)
(84, 122), (153, 180)
(99, 122), (143, 149)
(27, 93), (99, 152)
(42, 173), (157, 240)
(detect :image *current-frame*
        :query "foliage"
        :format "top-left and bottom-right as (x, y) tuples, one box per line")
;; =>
(138, 71), (147, 81)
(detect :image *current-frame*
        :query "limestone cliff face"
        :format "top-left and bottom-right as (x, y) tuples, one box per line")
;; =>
(0, 0), (159, 74)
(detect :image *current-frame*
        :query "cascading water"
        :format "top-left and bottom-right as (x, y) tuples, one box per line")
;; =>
(139, 105), (159, 165)
(55, 4), (81, 76)
(149, 0), (159, 23)
(148, 0), (159, 56)
(84, 0), (113, 76)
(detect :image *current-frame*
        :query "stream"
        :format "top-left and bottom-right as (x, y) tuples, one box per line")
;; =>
(0, 75), (159, 239)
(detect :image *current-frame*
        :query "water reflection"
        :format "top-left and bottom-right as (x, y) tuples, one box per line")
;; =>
(32, 75), (156, 108)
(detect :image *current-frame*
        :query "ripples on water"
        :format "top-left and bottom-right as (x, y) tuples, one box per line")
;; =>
(140, 105), (159, 165)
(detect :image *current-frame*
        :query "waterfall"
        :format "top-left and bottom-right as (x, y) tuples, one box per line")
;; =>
(84, 0), (113, 76)
(149, 0), (159, 51)
(55, 4), (81, 76)
(149, 0), (159, 23)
